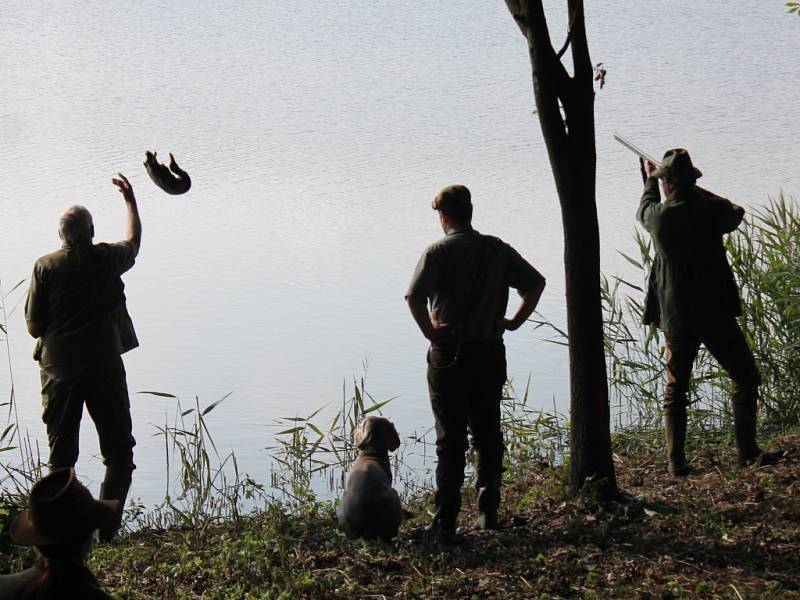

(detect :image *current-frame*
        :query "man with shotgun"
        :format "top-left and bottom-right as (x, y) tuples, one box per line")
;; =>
(406, 184), (545, 543)
(628, 142), (780, 475)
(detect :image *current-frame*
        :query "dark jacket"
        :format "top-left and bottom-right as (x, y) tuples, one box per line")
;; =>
(637, 177), (743, 332)
(25, 241), (138, 370)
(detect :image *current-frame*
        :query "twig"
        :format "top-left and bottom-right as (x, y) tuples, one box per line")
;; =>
(671, 557), (714, 577)
(712, 463), (730, 486)
(730, 583), (745, 600)
(556, 0), (582, 58)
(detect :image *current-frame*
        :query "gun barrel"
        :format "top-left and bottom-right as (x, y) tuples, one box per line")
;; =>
(613, 133), (660, 166)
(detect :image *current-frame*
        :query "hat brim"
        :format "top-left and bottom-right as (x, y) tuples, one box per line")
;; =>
(10, 499), (118, 547)
(651, 166), (703, 181)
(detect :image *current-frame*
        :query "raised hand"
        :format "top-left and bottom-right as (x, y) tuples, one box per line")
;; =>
(112, 173), (136, 204)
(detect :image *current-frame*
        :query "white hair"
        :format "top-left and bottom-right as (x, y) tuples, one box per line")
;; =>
(58, 205), (94, 244)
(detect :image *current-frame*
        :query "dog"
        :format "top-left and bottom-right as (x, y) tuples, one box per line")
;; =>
(337, 416), (402, 540)
(143, 150), (192, 194)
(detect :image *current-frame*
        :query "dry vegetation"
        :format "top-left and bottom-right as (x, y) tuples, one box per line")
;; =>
(40, 431), (799, 599)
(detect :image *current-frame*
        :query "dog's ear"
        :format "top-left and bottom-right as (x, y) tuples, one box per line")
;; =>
(354, 418), (370, 450)
(387, 422), (401, 452)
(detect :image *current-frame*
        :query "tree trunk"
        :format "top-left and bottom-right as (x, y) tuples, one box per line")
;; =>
(506, 0), (617, 496)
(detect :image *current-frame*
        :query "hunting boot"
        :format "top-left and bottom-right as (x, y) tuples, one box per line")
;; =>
(733, 401), (782, 467)
(474, 480), (501, 530)
(664, 405), (689, 476)
(98, 467), (133, 542)
(424, 490), (462, 545)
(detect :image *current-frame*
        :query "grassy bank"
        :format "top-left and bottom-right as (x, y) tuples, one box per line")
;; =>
(4, 431), (797, 599)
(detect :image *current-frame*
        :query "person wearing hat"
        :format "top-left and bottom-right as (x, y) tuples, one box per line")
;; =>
(638, 149), (780, 475)
(406, 184), (546, 543)
(0, 468), (117, 599)
(24, 173), (142, 542)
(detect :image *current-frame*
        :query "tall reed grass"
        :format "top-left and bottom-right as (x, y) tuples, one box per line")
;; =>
(127, 391), (266, 537)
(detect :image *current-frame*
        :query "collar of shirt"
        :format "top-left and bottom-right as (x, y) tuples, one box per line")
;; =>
(445, 225), (477, 236)
(61, 240), (93, 251)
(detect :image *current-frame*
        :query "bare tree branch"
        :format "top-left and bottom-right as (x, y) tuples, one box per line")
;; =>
(568, 0), (593, 81)
(556, 1), (580, 59)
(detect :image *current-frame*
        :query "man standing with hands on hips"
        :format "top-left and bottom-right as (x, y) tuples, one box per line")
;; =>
(25, 172), (142, 542)
(406, 184), (546, 544)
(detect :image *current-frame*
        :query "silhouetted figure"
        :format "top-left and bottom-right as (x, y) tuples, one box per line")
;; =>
(406, 184), (546, 544)
(24, 173), (142, 541)
(337, 416), (402, 540)
(0, 468), (118, 599)
(638, 149), (781, 475)
(143, 151), (191, 194)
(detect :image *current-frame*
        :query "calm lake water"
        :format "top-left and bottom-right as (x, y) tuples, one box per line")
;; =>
(1, 2), (798, 504)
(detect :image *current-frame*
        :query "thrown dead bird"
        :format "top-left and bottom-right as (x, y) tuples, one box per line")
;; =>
(143, 151), (191, 195)
(337, 416), (403, 541)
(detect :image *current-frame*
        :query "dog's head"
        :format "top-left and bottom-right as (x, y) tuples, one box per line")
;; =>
(354, 416), (400, 453)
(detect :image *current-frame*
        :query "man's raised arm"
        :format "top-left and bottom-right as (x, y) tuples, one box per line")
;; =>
(112, 173), (142, 256)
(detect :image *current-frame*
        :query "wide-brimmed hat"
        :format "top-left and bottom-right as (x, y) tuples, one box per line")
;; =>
(432, 184), (472, 213)
(651, 148), (703, 183)
(10, 468), (118, 546)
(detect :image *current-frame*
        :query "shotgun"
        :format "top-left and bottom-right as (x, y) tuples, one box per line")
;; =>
(613, 132), (660, 166)
(614, 132), (717, 194)
(613, 133), (661, 184)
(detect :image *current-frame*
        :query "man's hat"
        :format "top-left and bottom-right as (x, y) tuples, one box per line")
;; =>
(432, 184), (471, 213)
(651, 148), (703, 183)
(10, 468), (118, 546)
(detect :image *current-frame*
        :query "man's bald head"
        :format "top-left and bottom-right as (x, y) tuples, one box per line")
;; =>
(58, 206), (94, 244)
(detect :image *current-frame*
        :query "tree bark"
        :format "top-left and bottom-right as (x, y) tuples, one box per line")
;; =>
(506, 0), (617, 496)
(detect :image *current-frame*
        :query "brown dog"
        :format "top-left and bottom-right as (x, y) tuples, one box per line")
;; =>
(143, 151), (191, 195)
(337, 416), (402, 540)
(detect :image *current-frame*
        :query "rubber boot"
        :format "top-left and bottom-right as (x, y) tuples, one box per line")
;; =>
(664, 405), (689, 476)
(474, 483), (501, 530)
(98, 468), (132, 542)
(424, 491), (462, 545)
(733, 402), (782, 467)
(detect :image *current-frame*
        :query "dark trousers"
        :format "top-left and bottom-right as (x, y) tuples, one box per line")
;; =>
(426, 339), (507, 523)
(40, 356), (136, 475)
(663, 317), (761, 411)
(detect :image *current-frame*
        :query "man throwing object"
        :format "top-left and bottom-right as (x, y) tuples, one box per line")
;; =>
(25, 173), (142, 541)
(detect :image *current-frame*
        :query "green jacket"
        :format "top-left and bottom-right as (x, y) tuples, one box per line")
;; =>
(637, 177), (744, 332)
(25, 240), (138, 371)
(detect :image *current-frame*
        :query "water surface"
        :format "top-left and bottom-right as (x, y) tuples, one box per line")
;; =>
(1, 1), (798, 503)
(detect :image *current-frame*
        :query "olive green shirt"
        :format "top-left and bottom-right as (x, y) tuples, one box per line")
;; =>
(25, 240), (138, 371)
(637, 177), (744, 332)
(406, 227), (545, 342)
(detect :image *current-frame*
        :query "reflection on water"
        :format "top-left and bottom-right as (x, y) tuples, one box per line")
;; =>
(1, 2), (798, 504)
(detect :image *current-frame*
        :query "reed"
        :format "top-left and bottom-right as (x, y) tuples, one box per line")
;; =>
(727, 194), (800, 430)
(127, 391), (266, 536)
(269, 374), (399, 502)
